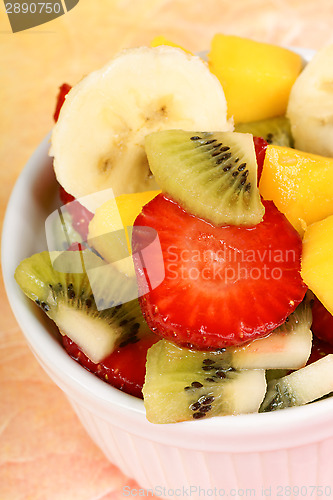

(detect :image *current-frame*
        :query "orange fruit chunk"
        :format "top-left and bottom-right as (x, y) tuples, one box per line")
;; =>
(259, 144), (333, 235)
(302, 215), (333, 315)
(208, 34), (302, 123)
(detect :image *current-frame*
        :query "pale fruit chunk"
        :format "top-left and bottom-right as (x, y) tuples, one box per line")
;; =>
(230, 299), (312, 370)
(259, 144), (333, 235)
(88, 190), (160, 277)
(261, 355), (333, 411)
(208, 34), (302, 123)
(51, 46), (232, 212)
(287, 44), (333, 156)
(301, 215), (333, 315)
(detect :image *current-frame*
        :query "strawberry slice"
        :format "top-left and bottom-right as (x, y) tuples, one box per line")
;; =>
(133, 194), (307, 349)
(53, 83), (72, 122)
(64, 199), (93, 241)
(253, 136), (268, 181)
(59, 185), (75, 205)
(58, 185), (93, 241)
(307, 336), (333, 365)
(62, 333), (158, 399)
(311, 295), (333, 346)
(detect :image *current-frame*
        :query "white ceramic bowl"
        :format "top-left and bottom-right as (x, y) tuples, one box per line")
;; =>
(4, 50), (333, 499)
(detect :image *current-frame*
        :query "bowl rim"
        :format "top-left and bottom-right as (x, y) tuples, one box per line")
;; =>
(3, 45), (333, 452)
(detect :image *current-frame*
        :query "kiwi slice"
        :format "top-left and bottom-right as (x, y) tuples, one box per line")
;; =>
(235, 116), (294, 147)
(145, 129), (265, 226)
(143, 340), (266, 424)
(14, 250), (152, 363)
(230, 298), (313, 370)
(260, 355), (333, 412)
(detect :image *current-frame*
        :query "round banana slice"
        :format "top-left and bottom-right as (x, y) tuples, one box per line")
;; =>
(287, 45), (333, 157)
(51, 46), (232, 211)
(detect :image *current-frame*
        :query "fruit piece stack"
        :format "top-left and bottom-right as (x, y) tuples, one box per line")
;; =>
(15, 35), (333, 424)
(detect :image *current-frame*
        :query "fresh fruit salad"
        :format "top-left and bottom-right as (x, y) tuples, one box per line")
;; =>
(14, 35), (333, 424)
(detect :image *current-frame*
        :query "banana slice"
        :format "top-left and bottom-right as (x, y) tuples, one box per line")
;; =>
(51, 46), (233, 212)
(287, 45), (333, 157)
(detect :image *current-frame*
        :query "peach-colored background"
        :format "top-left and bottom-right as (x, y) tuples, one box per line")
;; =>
(1, 1), (333, 498)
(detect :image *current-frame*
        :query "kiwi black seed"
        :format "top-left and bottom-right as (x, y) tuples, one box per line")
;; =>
(143, 339), (266, 424)
(144, 129), (265, 226)
(14, 250), (153, 363)
(235, 116), (294, 147)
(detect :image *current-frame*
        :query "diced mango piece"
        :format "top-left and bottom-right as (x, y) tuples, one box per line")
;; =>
(302, 215), (333, 315)
(88, 190), (161, 276)
(150, 36), (193, 55)
(116, 191), (161, 228)
(208, 34), (302, 123)
(259, 144), (333, 235)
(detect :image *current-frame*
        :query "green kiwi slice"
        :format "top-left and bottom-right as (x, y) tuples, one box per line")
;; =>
(15, 250), (152, 363)
(230, 298), (313, 370)
(145, 129), (265, 226)
(260, 355), (333, 412)
(235, 116), (294, 147)
(143, 340), (266, 423)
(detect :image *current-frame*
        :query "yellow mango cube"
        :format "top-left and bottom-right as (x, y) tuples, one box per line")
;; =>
(88, 190), (160, 276)
(208, 34), (302, 123)
(150, 36), (193, 55)
(302, 215), (333, 315)
(259, 145), (333, 235)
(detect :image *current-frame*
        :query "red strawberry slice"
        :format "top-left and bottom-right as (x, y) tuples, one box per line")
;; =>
(133, 194), (307, 349)
(253, 136), (268, 181)
(66, 242), (86, 251)
(62, 333), (158, 399)
(311, 295), (333, 346)
(53, 83), (72, 122)
(59, 185), (75, 205)
(58, 185), (93, 241)
(307, 335), (333, 365)
(64, 199), (93, 241)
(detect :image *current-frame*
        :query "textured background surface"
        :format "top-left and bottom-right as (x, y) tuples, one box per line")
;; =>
(1, 1), (333, 498)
